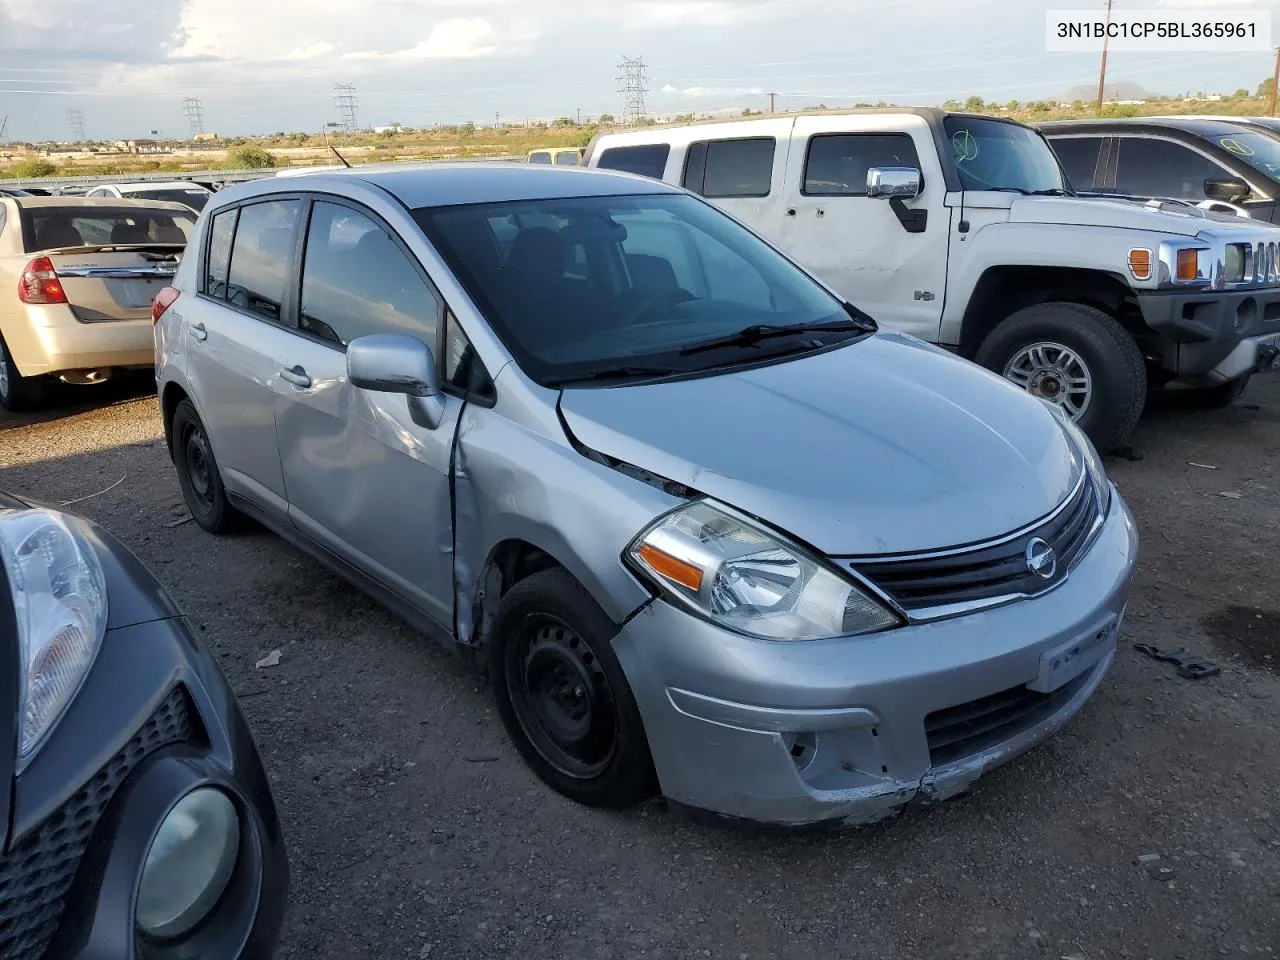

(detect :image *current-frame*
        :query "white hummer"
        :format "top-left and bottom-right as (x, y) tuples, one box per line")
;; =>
(584, 109), (1280, 450)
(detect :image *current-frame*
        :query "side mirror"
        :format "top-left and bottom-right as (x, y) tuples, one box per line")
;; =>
(346, 333), (445, 430)
(867, 167), (922, 199)
(1203, 176), (1250, 204)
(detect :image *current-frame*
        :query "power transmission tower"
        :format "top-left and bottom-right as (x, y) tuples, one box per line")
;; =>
(616, 56), (649, 125)
(334, 82), (360, 133)
(67, 110), (87, 141)
(181, 97), (206, 138)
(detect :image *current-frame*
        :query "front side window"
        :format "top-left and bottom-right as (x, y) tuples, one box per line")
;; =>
(224, 199), (301, 324)
(804, 133), (921, 196)
(596, 144), (671, 180)
(684, 138), (775, 198)
(299, 201), (439, 347)
(415, 193), (865, 386)
(943, 117), (1067, 194)
(1113, 137), (1225, 199)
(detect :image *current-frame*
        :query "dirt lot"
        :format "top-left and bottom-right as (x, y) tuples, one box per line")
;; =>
(2, 375), (1278, 960)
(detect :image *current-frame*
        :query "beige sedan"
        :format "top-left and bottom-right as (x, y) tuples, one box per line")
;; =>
(0, 196), (197, 410)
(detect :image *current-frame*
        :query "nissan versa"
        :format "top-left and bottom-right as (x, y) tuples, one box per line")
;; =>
(0, 492), (287, 958)
(153, 163), (1139, 827)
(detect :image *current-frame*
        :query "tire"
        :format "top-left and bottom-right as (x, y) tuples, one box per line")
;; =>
(0, 333), (47, 412)
(975, 302), (1147, 453)
(1181, 374), (1251, 410)
(489, 567), (657, 808)
(170, 399), (243, 534)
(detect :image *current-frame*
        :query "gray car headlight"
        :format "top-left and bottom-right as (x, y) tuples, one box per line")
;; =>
(0, 509), (107, 766)
(626, 501), (901, 640)
(136, 788), (241, 939)
(1044, 404), (1113, 515)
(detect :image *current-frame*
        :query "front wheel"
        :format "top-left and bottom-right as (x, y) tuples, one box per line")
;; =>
(489, 568), (657, 808)
(975, 302), (1147, 453)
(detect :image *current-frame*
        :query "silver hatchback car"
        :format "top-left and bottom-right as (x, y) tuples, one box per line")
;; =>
(154, 164), (1138, 827)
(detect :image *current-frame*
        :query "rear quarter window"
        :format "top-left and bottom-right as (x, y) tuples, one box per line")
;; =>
(596, 144), (671, 180)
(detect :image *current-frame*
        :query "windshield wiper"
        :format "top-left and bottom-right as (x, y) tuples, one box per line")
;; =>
(545, 364), (685, 387)
(1028, 188), (1072, 196)
(678, 319), (871, 356)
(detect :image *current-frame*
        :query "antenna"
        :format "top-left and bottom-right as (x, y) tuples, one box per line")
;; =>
(67, 110), (87, 141)
(181, 97), (206, 138)
(334, 82), (360, 133)
(616, 56), (649, 125)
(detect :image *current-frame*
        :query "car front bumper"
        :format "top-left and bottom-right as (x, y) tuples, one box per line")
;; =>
(0, 510), (287, 960)
(4, 304), (154, 377)
(1136, 287), (1280, 381)
(612, 493), (1138, 828)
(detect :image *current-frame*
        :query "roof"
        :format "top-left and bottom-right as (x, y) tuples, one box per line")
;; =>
(1039, 116), (1276, 138)
(8, 196), (196, 213)
(232, 161), (680, 209)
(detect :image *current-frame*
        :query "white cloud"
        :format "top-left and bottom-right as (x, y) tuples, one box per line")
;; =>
(282, 42), (335, 61)
(662, 83), (766, 98)
(344, 18), (497, 60)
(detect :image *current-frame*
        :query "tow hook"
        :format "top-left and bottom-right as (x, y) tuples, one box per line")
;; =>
(1257, 343), (1280, 373)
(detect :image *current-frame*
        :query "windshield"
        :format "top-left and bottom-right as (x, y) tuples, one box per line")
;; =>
(944, 117), (1068, 194)
(131, 188), (211, 211)
(1213, 130), (1280, 180)
(414, 193), (864, 385)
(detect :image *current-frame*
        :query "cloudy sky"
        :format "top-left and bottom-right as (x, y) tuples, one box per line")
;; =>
(1, 0), (1278, 141)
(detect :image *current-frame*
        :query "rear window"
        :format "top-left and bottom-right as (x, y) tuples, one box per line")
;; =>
(553, 151), (581, 166)
(683, 138), (775, 198)
(596, 144), (671, 179)
(129, 189), (211, 211)
(529, 152), (552, 164)
(20, 206), (196, 251)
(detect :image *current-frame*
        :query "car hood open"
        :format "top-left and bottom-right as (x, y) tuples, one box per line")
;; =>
(558, 334), (1083, 556)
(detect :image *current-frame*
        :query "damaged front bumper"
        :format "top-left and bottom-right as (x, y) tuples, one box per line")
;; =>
(611, 493), (1138, 828)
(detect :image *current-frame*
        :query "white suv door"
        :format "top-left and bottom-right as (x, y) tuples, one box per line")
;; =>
(771, 114), (950, 341)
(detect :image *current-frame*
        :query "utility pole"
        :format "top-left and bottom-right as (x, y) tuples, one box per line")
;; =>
(616, 56), (649, 125)
(577, 106), (582, 125)
(334, 82), (360, 133)
(181, 97), (206, 138)
(769, 92), (777, 113)
(67, 110), (87, 141)
(1270, 46), (1280, 117)
(1094, 0), (1114, 116)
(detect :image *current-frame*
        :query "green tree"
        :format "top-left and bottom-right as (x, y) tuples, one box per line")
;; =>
(13, 158), (57, 178)
(226, 145), (276, 169)
(459, 122), (476, 136)
(964, 96), (985, 111)
(1234, 88), (1250, 99)
(599, 113), (616, 124)
(1006, 99), (1020, 111)
(1258, 77), (1274, 98)
(554, 116), (576, 127)
(942, 99), (962, 110)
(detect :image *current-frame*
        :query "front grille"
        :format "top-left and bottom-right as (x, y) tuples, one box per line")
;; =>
(0, 688), (192, 960)
(924, 668), (1093, 766)
(850, 476), (1100, 614)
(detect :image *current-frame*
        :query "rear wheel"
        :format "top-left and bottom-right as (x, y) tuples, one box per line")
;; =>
(0, 334), (47, 412)
(489, 567), (657, 808)
(171, 399), (242, 533)
(1181, 374), (1251, 410)
(975, 302), (1147, 453)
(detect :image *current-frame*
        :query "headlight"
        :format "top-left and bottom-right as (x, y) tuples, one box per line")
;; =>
(626, 501), (901, 640)
(1224, 243), (1246, 284)
(0, 509), (107, 765)
(1045, 405), (1112, 515)
(136, 788), (241, 940)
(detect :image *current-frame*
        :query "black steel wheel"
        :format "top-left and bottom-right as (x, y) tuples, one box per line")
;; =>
(170, 398), (242, 533)
(490, 567), (656, 807)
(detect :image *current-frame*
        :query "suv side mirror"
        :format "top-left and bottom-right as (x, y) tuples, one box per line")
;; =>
(347, 333), (445, 430)
(867, 167), (922, 199)
(1204, 176), (1250, 204)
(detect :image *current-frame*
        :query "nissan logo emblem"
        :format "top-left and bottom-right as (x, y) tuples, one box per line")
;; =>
(1025, 537), (1057, 580)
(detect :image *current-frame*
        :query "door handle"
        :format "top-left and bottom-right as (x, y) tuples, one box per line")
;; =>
(279, 365), (312, 388)
(189, 322), (207, 342)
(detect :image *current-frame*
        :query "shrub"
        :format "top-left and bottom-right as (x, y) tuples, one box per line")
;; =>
(226, 145), (276, 169)
(13, 158), (57, 178)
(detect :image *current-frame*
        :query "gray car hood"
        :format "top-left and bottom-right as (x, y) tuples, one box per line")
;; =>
(559, 333), (1082, 556)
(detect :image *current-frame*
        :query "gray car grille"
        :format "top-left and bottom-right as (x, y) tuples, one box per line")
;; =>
(0, 688), (192, 960)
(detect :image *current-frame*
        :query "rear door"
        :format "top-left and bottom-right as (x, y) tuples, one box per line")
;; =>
(24, 205), (194, 321)
(773, 114), (950, 340)
(271, 197), (461, 628)
(184, 197), (303, 515)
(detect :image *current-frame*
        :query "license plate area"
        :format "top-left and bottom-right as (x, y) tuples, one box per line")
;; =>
(1029, 615), (1119, 693)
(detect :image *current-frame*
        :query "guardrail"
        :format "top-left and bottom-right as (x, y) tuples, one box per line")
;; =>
(0, 154), (524, 194)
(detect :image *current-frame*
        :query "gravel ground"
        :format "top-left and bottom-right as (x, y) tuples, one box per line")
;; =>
(2, 374), (1278, 960)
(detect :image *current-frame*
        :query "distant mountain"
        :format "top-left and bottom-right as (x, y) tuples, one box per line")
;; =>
(1060, 81), (1158, 102)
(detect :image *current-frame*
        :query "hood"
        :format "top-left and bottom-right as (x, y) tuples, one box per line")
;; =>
(1006, 193), (1279, 238)
(559, 334), (1082, 557)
